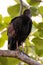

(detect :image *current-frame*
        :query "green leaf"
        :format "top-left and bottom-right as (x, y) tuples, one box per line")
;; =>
(28, 0), (41, 6)
(27, 0), (30, 3)
(3, 16), (11, 24)
(7, 58), (20, 65)
(24, 63), (28, 65)
(0, 57), (7, 65)
(2, 31), (8, 40)
(32, 37), (43, 50)
(37, 22), (43, 29)
(0, 16), (11, 31)
(25, 37), (30, 46)
(38, 29), (43, 38)
(0, 23), (5, 31)
(35, 48), (43, 56)
(3, 16), (11, 28)
(38, 6), (43, 15)
(0, 38), (5, 47)
(7, 4), (20, 18)
(14, 0), (20, 3)
(30, 7), (38, 16)
(33, 29), (43, 38)
(33, 31), (39, 37)
(33, 21), (38, 27)
(0, 14), (2, 22)
(0, 31), (7, 47)
(0, 23), (8, 31)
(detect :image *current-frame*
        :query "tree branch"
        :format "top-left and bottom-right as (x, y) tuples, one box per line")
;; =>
(19, 0), (31, 15)
(21, 0), (31, 9)
(19, 0), (23, 15)
(0, 49), (43, 65)
(0, 28), (7, 34)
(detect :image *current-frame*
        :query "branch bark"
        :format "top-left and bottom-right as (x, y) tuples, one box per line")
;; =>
(19, 0), (31, 15)
(19, 0), (23, 15)
(0, 49), (43, 65)
(21, 0), (31, 9)
(0, 28), (7, 34)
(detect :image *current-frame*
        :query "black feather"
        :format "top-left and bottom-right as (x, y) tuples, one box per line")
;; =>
(7, 9), (32, 50)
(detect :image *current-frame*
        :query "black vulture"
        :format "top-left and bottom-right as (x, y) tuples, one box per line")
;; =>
(7, 9), (32, 50)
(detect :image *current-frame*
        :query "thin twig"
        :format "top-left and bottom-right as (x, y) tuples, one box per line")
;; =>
(19, 0), (23, 15)
(22, 0), (31, 9)
(0, 28), (7, 34)
(19, 0), (31, 15)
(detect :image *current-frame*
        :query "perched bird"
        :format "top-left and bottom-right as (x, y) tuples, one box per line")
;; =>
(7, 9), (32, 50)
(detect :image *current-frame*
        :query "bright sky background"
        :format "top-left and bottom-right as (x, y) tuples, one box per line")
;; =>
(0, 0), (16, 17)
(0, 0), (43, 23)
(0, 0), (29, 17)
(0, 0), (43, 50)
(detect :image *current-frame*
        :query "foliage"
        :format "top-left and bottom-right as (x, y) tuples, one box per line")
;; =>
(7, 4), (20, 18)
(0, 57), (7, 65)
(0, 0), (43, 65)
